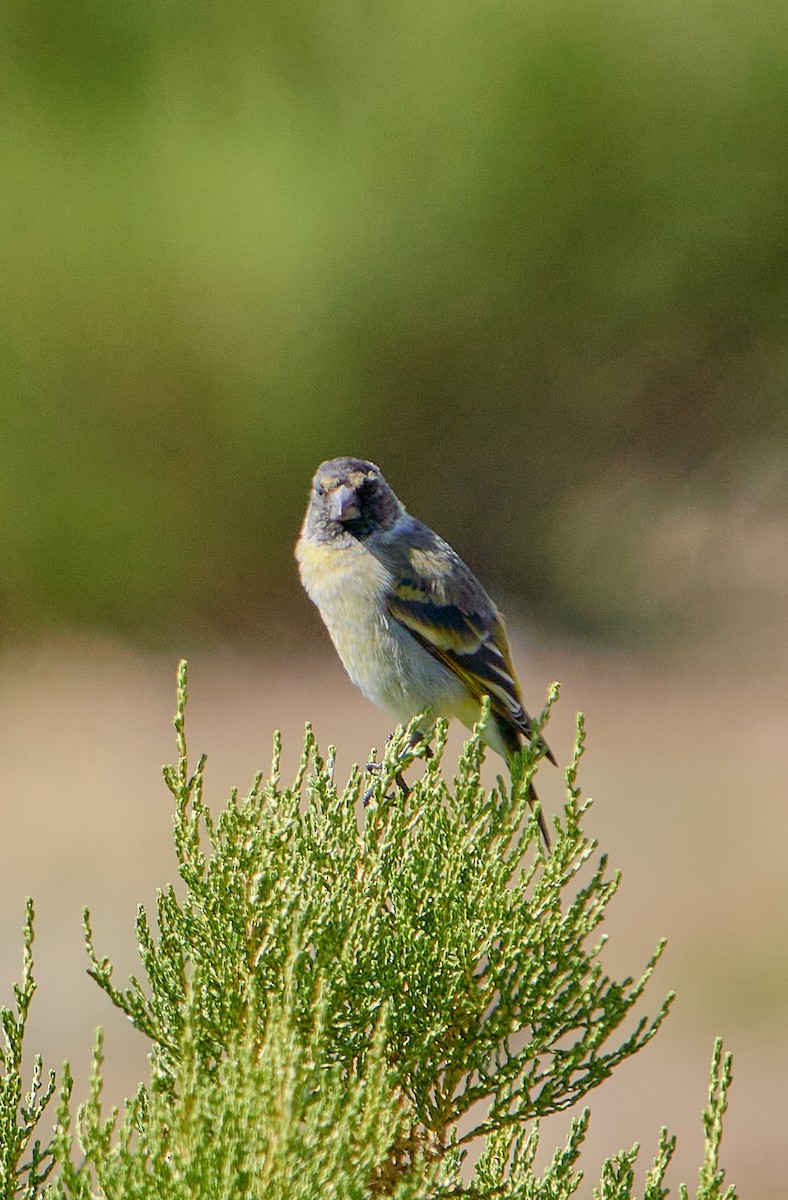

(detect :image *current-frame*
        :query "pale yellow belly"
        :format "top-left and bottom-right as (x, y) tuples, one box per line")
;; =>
(296, 536), (471, 727)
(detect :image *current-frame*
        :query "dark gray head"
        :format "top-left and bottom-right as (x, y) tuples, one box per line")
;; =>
(304, 457), (405, 541)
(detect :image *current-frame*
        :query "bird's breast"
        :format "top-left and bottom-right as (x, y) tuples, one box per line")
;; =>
(296, 535), (464, 723)
(297, 536), (394, 682)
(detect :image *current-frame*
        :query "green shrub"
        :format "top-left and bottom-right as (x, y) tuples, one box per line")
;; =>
(0, 900), (57, 1200)
(1, 663), (736, 1198)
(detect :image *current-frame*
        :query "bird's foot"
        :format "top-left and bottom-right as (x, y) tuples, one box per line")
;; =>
(362, 759), (411, 804)
(363, 729), (428, 804)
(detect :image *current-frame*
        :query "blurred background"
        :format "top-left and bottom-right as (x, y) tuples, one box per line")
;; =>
(1, 0), (786, 1194)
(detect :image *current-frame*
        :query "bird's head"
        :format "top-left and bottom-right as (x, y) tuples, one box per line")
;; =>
(304, 458), (404, 541)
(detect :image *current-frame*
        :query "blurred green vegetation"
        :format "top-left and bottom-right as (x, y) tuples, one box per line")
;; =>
(1, 0), (787, 645)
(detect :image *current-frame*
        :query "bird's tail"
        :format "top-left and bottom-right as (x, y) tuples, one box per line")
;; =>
(527, 779), (552, 851)
(493, 714), (552, 851)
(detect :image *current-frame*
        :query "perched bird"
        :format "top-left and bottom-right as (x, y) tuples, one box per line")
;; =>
(296, 457), (555, 847)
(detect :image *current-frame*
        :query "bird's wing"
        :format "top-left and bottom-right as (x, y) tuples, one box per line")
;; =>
(378, 528), (555, 763)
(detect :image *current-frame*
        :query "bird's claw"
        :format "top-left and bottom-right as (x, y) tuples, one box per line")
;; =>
(363, 757), (411, 805)
(362, 727), (432, 804)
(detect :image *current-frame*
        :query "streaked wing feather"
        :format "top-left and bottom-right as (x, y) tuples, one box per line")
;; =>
(387, 590), (556, 764)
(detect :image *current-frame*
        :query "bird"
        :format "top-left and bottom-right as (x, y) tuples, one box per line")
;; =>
(295, 457), (554, 847)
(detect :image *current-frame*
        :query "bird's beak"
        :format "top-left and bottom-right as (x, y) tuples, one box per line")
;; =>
(328, 484), (360, 522)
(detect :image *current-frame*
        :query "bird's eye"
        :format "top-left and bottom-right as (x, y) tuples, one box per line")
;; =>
(315, 483), (325, 497)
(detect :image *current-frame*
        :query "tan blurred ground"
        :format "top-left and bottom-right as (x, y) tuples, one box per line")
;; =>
(0, 633), (785, 1197)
